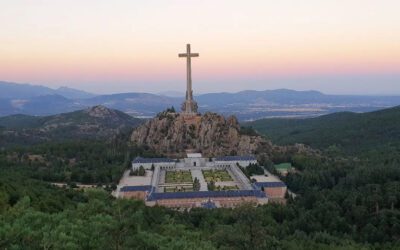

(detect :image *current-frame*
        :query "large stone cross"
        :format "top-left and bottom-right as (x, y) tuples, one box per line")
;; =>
(179, 44), (199, 114)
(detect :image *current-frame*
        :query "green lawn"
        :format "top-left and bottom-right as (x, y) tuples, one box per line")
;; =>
(274, 163), (292, 170)
(202, 169), (233, 182)
(165, 170), (192, 184)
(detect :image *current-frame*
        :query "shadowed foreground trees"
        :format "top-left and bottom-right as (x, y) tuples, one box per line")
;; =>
(2, 140), (400, 249)
(2, 169), (400, 250)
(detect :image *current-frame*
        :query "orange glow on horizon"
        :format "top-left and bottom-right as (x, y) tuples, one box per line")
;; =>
(1, 0), (400, 93)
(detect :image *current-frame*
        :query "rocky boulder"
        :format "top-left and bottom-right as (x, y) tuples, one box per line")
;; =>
(131, 111), (273, 157)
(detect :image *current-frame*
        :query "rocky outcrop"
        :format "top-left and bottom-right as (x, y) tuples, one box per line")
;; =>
(84, 105), (118, 118)
(131, 111), (273, 157)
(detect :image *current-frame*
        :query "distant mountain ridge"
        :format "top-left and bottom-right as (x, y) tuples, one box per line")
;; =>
(0, 81), (95, 99)
(53, 86), (95, 99)
(2, 81), (400, 120)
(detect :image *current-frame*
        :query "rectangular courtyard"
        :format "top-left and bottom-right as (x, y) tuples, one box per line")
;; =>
(202, 169), (233, 183)
(165, 170), (192, 184)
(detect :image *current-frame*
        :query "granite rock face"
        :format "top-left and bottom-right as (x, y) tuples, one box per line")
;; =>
(131, 111), (272, 157)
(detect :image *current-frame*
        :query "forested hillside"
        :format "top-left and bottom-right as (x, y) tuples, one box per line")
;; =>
(2, 144), (400, 249)
(0, 106), (143, 146)
(247, 106), (400, 156)
(2, 107), (400, 249)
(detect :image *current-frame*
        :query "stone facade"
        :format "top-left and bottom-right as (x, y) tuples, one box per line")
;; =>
(120, 191), (148, 200)
(179, 44), (199, 115)
(181, 99), (198, 114)
(154, 196), (260, 209)
(263, 186), (287, 199)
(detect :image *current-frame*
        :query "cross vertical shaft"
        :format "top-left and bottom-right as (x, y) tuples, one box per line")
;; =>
(179, 44), (199, 114)
(186, 44), (192, 101)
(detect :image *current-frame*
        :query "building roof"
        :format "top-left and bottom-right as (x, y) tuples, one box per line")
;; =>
(214, 156), (256, 162)
(187, 153), (202, 158)
(132, 157), (175, 164)
(120, 185), (153, 192)
(250, 174), (281, 183)
(254, 182), (286, 189)
(147, 189), (266, 201)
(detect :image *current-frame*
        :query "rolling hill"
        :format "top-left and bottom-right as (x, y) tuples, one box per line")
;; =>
(0, 106), (143, 146)
(246, 106), (400, 155)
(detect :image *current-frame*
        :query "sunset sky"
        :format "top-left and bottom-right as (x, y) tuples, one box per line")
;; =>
(1, 0), (400, 95)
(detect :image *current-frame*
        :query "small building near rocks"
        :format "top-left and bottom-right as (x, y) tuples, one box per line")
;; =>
(132, 154), (257, 170)
(214, 156), (257, 168)
(184, 153), (205, 167)
(251, 173), (287, 201)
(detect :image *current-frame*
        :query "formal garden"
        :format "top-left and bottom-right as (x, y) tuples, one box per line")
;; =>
(202, 169), (233, 182)
(165, 170), (192, 183)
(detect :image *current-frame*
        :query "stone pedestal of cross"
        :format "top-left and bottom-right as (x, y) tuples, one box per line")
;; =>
(179, 44), (199, 114)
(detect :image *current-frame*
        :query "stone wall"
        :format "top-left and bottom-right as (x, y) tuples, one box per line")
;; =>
(155, 196), (259, 208)
(120, 191), (148, 200)
(264, 186), (287, 199)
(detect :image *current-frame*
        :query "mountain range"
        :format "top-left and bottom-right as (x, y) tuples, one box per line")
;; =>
(0, 81), (95, 99)
(2, 81), (400, 120)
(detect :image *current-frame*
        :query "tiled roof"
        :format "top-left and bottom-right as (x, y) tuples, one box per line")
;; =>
(120, 185), (152, 192)
(215, 156), (257, 162)
(147, 190), (266, 201)
(132, 157), (175, 164)
(254, 182), (286, 188)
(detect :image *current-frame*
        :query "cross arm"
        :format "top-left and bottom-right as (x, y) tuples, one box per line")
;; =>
(179, 53), (199, 57)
